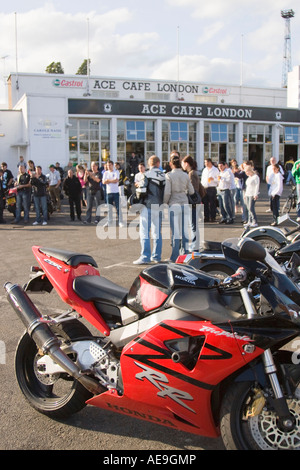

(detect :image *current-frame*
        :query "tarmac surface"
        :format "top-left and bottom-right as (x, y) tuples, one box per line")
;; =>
(0, 182), (296, 451)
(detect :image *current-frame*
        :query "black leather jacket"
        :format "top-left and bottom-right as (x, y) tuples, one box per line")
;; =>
(138, 167), (165, 208)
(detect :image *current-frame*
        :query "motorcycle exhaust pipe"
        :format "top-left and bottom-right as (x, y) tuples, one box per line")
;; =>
(4, 282), (104, 396)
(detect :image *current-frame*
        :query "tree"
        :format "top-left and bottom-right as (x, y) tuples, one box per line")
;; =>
(76, 59), (90, 76)
(45, 62), (64, 74)
(76, 59), (88, 75)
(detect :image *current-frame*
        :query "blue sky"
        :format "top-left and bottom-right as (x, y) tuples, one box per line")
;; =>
(0, 0), (299, 103)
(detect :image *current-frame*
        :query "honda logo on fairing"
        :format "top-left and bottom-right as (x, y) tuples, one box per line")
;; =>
(175, 269), (198, 285)
(135, 362), (195, 413)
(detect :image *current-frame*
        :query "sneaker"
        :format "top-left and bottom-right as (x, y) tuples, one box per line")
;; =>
(133, 258), (150, 265)
(250, 222), (258, 227)
(297, 217), (300, 222)
(270, 221), (278, 226)
(32, 221), (40, 226)
(42, 221), (48, 226)
(266, 209), (271, 213)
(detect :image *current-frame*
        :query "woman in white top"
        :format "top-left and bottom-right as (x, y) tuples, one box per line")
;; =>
(164, 155), (194, 261)
(268, 163), (284, 226)
(244, 169), (260, 227)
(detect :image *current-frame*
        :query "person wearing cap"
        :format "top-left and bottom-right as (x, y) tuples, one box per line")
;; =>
(47, 164), (61, 211)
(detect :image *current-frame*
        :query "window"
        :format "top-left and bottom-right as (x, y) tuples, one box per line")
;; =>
(126, 121), (146, 141)
(162, 121), (196, 164)
(68, 119), (110, 165)
(170, 122), (188, 141)
(285, 127), (299, 144)
(211, 123), (228, 142)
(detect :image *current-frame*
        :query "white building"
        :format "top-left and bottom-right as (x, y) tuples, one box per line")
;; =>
(1, 68), (300, 178)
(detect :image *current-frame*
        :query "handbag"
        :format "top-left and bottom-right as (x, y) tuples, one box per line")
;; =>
(188, 191), (201, 205)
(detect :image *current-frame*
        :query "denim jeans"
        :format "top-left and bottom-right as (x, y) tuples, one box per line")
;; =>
(33, 195), (48, 223)
(235, 188), (247, 221)
(169, 205), (190, 262)
(297, 184), (300, 217)
(244, 196), (257, 224)
(15, 190), (30, 222)
(139, 206), (163, 262)
(190, 204), (201, 251)
(271, 195), (280, 222)
(86, 189), (101, 223)
(107, 192), (122, 224)
(218, 189), (233, 220)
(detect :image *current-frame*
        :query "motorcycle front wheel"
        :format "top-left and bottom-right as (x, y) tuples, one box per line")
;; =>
(15, 320), (94, 420)
(220, 365), (300, 450)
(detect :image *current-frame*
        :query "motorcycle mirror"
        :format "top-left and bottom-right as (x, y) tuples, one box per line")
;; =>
(238, 239), (266, 262)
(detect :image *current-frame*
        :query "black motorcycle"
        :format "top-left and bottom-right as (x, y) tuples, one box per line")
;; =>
(241, 213), (300, 251)
(177, 237), (300, 286)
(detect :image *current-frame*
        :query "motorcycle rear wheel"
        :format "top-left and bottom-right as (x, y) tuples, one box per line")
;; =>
(252, 236), (283, 252)
(15, 320), (94, 420)
(197, 263), (235, 280)
(220, 365), (300, 450)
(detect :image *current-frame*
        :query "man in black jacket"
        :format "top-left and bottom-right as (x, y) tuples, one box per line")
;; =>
(63, 168), (82, 221)
(31, 166), (48, 225)
(133, 155), (165, 265)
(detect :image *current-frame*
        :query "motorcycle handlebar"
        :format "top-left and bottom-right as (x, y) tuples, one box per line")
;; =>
(222, 267), (248, 286)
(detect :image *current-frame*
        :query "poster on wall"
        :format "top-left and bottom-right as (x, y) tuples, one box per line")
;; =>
(32, 118), (64, 140)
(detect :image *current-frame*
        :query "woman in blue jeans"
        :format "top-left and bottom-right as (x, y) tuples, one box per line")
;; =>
(163, 154), (195, 262)
(244, 168), (260, 228)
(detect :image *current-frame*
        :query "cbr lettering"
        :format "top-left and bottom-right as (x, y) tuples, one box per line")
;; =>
(43, 259), (62, 271)
(135, 361), (195, 413)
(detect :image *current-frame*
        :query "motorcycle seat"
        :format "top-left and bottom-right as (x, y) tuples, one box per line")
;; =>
(39, 247), (98, 267)
(73, 275), (128, 305)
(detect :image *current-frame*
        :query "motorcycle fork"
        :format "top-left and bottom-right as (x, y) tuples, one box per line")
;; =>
(241, 287), (295, 431)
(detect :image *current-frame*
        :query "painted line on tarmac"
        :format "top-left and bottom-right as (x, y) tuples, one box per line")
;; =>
(103, 262), (128, 269)
(103, 262), (143, 269)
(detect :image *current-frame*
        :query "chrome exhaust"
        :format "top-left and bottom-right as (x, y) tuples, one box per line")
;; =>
(4, 282), (104, 395)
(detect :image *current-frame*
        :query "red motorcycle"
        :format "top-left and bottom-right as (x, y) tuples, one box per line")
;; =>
(6, 187), (17, 216)
(5, 238), (300, 450)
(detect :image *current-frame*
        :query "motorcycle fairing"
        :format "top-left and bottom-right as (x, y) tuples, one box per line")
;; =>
(87, 319), (263, 437)
(241, 226), (287, 245)
(127, 263), (219, 315)
(276, 239), (300, 258)
(31, 246), (111, 336)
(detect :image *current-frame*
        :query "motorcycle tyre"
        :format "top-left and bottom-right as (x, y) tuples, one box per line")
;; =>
(220, 365), (300, 450)
(15, 320), (94, 420)
(251, 236), (282, 252)
(195, 263), (235, 280)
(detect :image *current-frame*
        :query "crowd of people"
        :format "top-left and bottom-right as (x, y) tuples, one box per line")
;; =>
(0, 152), (295, 263)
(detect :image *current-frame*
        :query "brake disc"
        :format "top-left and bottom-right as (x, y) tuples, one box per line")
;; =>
(249, 398), (300, 450)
